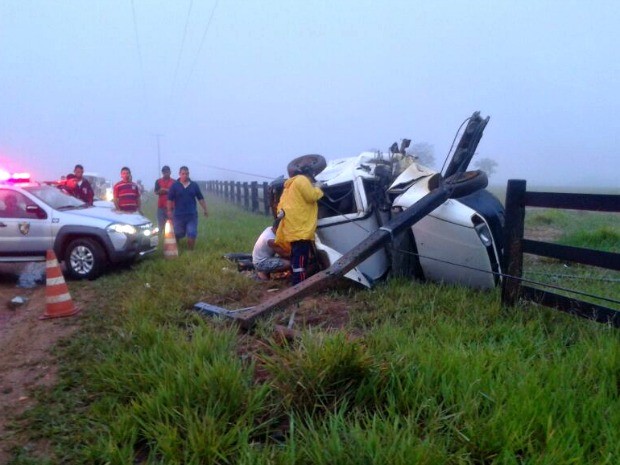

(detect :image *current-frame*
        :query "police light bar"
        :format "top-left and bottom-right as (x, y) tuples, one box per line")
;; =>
(11, 172), (31, 181)
(0, 170), (31, 183)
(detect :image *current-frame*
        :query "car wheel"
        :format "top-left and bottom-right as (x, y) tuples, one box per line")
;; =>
(287, 154), (327, 177)
(444, 170), (488, 199)
(64, 238), (106, 280)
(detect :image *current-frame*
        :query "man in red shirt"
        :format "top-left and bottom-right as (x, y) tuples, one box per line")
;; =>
(154, 165), (174, 233)
(113, 167), (141, 213)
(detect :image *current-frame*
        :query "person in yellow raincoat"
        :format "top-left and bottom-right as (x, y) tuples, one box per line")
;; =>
(274, 165), (324, 284)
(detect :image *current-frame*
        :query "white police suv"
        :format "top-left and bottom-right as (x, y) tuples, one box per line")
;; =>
(0, 172), (158, 280)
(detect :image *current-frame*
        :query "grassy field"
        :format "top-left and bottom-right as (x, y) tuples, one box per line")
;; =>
(523, 205), (620, 311)
(8, 194), (620, 464)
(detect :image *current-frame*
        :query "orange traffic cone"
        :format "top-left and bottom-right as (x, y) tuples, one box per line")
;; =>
(40, 250), (80, 320)
(163, 220), (179, 259)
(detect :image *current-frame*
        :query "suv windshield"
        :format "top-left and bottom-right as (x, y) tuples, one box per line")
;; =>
(24, 185), (86, 209)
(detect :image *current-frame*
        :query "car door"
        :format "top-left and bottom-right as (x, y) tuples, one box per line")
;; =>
(316, 178), (390, 282)
(0, 189), (52, 258)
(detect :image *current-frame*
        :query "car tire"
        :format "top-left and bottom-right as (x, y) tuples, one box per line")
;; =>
(444, 170), (488, 199)
(287, 154), (327, 177)
(64, 238), (106, 280)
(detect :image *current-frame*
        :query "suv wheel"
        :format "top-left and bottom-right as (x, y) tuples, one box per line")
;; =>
(444, 170), (488, 199)
(65, 238), (105, 280)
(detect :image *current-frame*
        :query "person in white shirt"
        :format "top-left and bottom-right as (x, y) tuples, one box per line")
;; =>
(252, 218), (291, 280)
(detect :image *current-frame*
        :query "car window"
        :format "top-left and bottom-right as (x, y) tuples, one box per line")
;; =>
(0, 189), (40, 219)
(317, 181), (358, 219)
(23, 185), (85, 209)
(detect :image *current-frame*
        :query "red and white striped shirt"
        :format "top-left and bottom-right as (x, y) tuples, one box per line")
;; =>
(113, 181), (140, 212)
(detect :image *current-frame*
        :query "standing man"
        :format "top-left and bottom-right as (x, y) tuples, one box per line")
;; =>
(154, 165), (174, 233)
(113, 166), (141, 213)
(167, 166), (208, 250)
(274, 162), (324, 285)
(70, 165), (95, 205)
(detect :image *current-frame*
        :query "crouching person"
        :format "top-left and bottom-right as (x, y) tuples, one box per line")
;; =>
(252, 218), (291, 281)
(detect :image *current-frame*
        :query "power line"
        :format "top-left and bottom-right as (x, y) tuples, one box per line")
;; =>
(168, 0), (194, 110)
(194, 162), (275, 180)
(183, 0), (219, 93)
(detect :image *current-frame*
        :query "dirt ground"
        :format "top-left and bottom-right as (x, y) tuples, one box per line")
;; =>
(0, 264), (81, 463)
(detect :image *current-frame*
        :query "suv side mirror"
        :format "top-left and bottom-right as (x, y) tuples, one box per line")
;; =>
(26, 204), (47, 220)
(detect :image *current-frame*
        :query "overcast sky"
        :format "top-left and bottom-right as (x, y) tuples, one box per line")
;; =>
(1, 0), (618, 190)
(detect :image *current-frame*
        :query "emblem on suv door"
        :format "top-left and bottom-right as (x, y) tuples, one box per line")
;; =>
(18, 222), (30, 235)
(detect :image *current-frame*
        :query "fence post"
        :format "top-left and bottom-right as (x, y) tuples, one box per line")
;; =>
(262, 182), (270, 216)
(226, 181), (232, 202)
(235, 182), (241, 207)
(251, 181), (259, 212)
(501, 179), (527, 307)
(243, 182), (250, 210)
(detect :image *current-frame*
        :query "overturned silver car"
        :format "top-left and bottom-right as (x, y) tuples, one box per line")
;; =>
(197, 112), (505, 327)
(273, 111), (504, 289)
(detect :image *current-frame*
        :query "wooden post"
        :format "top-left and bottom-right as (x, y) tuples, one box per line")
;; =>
(501, 179), (527, 307)
(236, 182), (242, 207)
(243, 182), (250, 210)
(262, 182), (270, 216)
(251, 181), (259, 212)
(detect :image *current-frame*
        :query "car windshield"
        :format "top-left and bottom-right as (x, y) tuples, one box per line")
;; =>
(24, 185), (87, 209)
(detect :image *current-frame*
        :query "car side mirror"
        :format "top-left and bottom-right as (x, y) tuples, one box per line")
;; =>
(26, 204), (47, 220)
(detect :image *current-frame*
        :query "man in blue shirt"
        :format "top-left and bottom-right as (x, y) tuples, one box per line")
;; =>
(167, 166), (208, 250)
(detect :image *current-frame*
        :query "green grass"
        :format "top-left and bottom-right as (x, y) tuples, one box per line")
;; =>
(7, 195), (620, 464)
(559, 226), (620, 253)
(522, 207), (620, 310)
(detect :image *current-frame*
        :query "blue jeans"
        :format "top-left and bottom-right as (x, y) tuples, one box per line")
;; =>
(173, 213), (198, 239)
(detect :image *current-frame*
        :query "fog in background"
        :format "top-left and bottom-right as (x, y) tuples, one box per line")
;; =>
(1, 0), (618, 191)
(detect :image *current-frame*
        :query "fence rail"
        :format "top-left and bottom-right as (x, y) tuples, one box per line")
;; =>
(501, 179), (620, 326)
(206, 180), (272, 216)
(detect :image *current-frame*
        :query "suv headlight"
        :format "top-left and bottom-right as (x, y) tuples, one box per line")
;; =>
(107, 223), (137, 235)
(474, 222), (493, 247)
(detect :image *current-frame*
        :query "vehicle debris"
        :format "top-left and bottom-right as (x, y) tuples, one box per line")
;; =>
(8, 296), (28, 310)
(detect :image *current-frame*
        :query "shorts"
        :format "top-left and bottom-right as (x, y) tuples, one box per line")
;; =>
(173, 213), (198, 239)
(254, 257), (289, 273)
